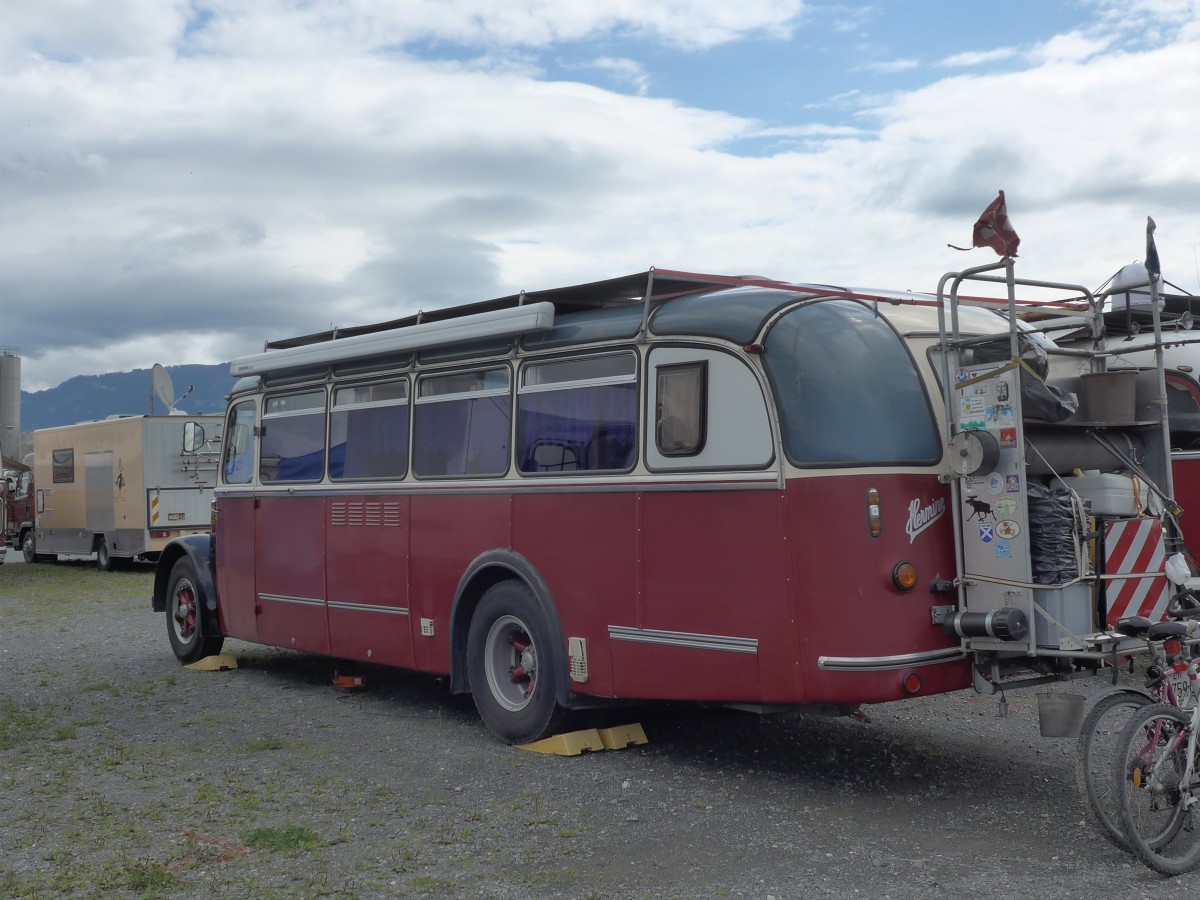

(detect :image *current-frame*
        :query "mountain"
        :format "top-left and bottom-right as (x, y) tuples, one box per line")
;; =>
(21, 364), (235, 431)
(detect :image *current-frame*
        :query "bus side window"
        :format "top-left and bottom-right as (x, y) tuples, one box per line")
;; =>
(222, 399), (258, 485)
(646, 348), (773, 471)
(517, 352), (637, 475)
(260, 390), (327, 483)
(413, 368), (511, 478)
(330, 379), (409, 480)
(656, 362), (706, 456)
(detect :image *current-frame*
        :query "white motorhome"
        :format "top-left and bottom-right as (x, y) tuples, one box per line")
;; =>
(29, 414), (222, 569)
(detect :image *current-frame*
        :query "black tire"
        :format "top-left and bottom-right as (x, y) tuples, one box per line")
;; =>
(466, 580), (570, 744)
(165, 556), (223, 664)
(23, 532), (53, 563)
(96, 537), (113, 572)
(1075, 690), (1153, 850)
(1115, 703), (1200, 876)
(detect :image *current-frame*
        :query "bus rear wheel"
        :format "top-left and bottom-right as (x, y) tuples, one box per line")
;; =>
(166, 556), (223, 664)
(467, 580), (569, 744)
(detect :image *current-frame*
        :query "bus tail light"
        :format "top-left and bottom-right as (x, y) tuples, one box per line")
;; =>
(150, 529), (171, 539)
(902, 672), (922, 694)
(892, 561), (918, 591)
(866, 488), (881, 537)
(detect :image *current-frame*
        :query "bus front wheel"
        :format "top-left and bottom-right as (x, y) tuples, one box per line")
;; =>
(166, 556), (224, 665)
(466, 580), (569, 744)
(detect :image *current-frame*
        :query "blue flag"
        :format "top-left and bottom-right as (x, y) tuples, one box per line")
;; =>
(1146, 216), (1161, 277)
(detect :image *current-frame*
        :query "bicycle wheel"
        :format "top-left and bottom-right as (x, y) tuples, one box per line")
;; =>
(1115, 703), (1200, 876)
(1075, 690), (1153, 850)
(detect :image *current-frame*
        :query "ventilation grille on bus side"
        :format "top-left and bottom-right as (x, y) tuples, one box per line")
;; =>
(329, 501), (402, 527)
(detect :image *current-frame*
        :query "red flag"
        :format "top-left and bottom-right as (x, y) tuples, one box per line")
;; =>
(969, 190), (1020, 257)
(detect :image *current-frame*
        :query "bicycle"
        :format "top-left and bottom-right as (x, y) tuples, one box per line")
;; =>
(1114, 665), (1200, 875)
(1075, 588), (1200, 851)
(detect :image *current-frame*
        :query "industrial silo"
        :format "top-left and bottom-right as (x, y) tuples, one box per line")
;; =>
(0, 348), (20, 461)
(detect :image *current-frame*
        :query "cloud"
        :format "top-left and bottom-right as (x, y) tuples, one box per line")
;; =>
(1028, 30), (1113, 64)
(4, 0), (1200, 394)
(939, 47), (1019, 68)
(861, 57), (920, 74)
(0, 0), (807, 60)
(574, 56), (652, 95)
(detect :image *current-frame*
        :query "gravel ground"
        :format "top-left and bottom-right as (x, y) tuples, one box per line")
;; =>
(3, 556), (1200, 899)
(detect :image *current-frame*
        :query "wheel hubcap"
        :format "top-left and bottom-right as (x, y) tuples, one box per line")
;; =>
(484, 615), (536, 712)
(172, 581), (197, 642)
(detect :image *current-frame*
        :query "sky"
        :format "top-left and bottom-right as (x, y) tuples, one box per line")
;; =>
(3, 0), (1200, 391)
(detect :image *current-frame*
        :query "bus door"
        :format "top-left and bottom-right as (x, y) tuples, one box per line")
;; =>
(253, 390), (330, 655)
(215, 399), (259, 641)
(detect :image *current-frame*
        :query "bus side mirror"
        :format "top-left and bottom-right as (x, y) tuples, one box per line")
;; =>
(182, 422), (205, 453)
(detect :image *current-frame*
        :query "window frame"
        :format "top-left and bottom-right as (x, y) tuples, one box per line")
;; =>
(654, 360), (708, 458)
(515, 350), (639, 477)
(259, 388), (328, 484)
(412, 365), (513, 479)
(51, 448), (75, 484)
(329, 376), (411, 482)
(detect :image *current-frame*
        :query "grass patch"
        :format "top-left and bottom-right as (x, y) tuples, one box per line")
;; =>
(0, 562), (149, 627)
(0, 699), (50, 751)
(242, 824), (323, 853)
(116, 858), (182, 895)
(243, 734), (289, 753)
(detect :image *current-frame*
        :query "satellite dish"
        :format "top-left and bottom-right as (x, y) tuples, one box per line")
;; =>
(152, 363), (175, 413)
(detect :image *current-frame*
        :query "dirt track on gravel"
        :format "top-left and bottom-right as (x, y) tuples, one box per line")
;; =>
(3, 556), (1200, 898)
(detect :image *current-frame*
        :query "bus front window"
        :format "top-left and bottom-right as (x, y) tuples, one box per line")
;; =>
(222, 400), (258, 485)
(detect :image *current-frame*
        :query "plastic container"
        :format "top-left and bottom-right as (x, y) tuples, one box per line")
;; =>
(1060, 469), (1148, 517)
(1033, 583), (1093, 647)
(1080, 371), (1137, 424)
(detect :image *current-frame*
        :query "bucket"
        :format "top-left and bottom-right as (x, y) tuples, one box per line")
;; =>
(1036, 691), (1086, 738)
(1080, 371), (1137, 424)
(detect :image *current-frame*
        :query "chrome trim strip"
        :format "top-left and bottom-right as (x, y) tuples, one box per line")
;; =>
(817, 647), (967, 671)
(327, 600), (409, 616)
(218, 475), (779, 499)
(258, 592), (325, 609)
(608, 625), (758, 655)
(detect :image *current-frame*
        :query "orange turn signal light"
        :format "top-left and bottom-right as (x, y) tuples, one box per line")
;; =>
(892, 561), (918, 591)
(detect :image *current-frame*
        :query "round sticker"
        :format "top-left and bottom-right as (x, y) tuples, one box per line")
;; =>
(995, 519), (1021, 539)
(994, 497), (1017, 516)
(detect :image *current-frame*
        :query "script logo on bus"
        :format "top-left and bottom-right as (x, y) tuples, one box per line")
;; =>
(906, 497), (946, 543)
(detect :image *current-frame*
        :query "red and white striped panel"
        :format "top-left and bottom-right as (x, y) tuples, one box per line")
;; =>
(1104, 518), (1169, 625)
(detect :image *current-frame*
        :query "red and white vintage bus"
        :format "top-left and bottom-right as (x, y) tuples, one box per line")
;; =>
(152, 261), (1184, 743)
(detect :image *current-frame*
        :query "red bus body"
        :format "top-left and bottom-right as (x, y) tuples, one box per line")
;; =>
(152, 264), (1183, 743)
